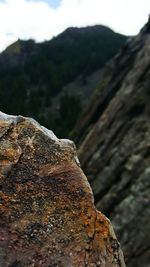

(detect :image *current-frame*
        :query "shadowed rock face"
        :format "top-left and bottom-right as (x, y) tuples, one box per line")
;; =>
(73, 19), (150, 267)
(0, 112), (125, 267)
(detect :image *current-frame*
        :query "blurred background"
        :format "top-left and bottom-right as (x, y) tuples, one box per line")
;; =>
(0, 0), (149, 138)
(0, 0), (150, 266)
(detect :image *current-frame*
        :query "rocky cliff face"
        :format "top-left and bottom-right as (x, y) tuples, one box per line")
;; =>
(0, 112), (125, 267)
(73, 19), (150, 266)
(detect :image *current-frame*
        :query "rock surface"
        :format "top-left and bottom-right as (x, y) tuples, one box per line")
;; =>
(0, 112), (125, 267)
(73, 19), (150, 267)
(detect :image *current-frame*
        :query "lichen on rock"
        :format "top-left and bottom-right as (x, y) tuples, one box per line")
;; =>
(0, 112), (125, 267)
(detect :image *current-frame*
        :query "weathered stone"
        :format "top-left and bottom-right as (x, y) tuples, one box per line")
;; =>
(0, 112), (125, 267)
(73, 19), (150, 267)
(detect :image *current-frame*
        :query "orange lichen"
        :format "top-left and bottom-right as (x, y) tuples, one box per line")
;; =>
(0, 113), (125, 266)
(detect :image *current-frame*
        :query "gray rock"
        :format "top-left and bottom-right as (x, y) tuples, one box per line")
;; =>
(73, 18), (150, 267)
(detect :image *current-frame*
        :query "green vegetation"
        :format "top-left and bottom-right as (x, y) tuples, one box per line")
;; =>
(0, 26), (127, 137)
(4, 40), (21, 54)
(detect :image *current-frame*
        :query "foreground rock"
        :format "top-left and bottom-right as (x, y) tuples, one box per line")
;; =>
(73, 19), (150, 267)
(0, 112), (125, 267)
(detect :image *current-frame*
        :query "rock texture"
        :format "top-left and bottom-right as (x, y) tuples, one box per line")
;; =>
(73, 19), (150, 266)
(0, 112), (125, 267)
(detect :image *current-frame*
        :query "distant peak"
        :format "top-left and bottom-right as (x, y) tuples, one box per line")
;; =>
(4, 39), (21, 54)
(3, 39), (36, 55)
(64, 25), (114, 34)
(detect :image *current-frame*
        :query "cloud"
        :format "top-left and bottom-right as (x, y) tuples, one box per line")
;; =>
(0, 0), (150, 52)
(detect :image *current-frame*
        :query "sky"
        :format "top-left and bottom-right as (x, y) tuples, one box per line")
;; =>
(0, 0), (150, 52)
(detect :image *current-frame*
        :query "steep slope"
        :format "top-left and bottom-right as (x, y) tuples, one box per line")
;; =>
(0, 26), (127, 137)
(73, 19), (150, 266)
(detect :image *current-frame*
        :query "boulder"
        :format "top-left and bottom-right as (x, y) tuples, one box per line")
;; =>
(0, 112), (125, 267)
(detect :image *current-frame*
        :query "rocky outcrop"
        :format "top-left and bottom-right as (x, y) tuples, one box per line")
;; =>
(73, 19), (150, 266)
(0, 112), (125, 267)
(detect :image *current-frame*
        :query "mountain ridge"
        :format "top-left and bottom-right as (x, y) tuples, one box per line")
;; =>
(0, 25), (127, 137)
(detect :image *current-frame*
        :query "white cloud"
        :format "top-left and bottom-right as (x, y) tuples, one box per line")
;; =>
(0, 0), (150, 52)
